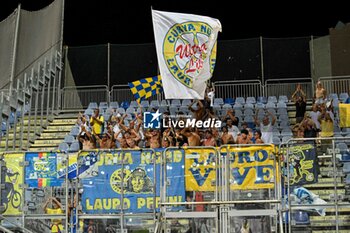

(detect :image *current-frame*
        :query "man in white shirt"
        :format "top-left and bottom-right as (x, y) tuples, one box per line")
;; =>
(254, 110), (276, 144)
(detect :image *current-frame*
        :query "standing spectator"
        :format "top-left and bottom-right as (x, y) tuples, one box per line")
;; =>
(181, 128), (201, 146)
(314, 81), (327, 105)
(202, 130), (216, 146)
(223, 109), (239, 126)
(309, 104), (321, 132)
(90, 108), (104, 137)
(292, 84), (307, 123)
(207, 86), (215, 107)
(43, 197), (64, 233)
(254, 110), (276, 144)
(226, 119), (240, 142)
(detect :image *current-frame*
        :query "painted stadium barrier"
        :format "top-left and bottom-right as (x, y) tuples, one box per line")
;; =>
(1, 141), (350, 232)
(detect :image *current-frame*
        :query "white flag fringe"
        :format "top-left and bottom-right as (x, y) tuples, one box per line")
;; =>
(152, 10), (221, 99)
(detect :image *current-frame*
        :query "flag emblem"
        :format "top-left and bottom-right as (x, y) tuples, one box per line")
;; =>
(128, 75), (162, 103)
(163, 21), (217, 88)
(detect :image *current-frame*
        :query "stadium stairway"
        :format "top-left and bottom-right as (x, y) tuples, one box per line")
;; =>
(28, 111), (78, 152)
(0, 115), (45, 151)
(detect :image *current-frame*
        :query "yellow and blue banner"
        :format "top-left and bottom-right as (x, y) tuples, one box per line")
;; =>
(283, 143), (318, 186)
(79, 149), (185, 214)
(339, 103), (350, 127)
(1, 153), (24, 215)
(128, 75), (163, 103)
(221, 145), (278, 190)
(185, 148), (217, 191)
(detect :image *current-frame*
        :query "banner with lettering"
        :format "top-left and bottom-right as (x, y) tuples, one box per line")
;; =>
(80, 149), (185, 214)
(185, 148), (217, 191)
(285, 143), (318, 186)
(152, 10), (221, 99)
(221, 145), (278, 190)
(1, 153), (24, 215)
(57, 153), (78, 179)
(25, 152), (64, 187)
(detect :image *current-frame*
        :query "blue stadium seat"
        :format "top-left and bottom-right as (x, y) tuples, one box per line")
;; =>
(120, 101), (130, 109)
(277, 102), (287, 108)
(343, 163), (350, 174)
(268, 96), (277, 103)
(70, 126), (80, 137)
(117, 107), (126, 114)
(99, 102), (108, 109)
(182, 99), (192, 106)
(278, 95), (289, 103)
(244, 103), (254, 109)
(266, 102), (276, 109)
(58, 142), (69, 152)
(140, 100), (149, 108)
(222, 104), (232, 110)
(214, 98), (224, 106)
(339, 92), (349, 102)
(129, 101), (138, 108)
(246, 97), (256, 104)
(84, 108), (94, 116)
(328, 93), (338, 100)
(257, 96), (267, 104)
(293, 211), (310, 225)
(171, 99), (181, 107)
(109, 101), (119, 109)
(150, 100), (160, 108)
(64, 135), (75, 145)
(161, 100), (170, 106)
(88, 102), (98, 109)
(69, 142), (80, 152)
(224, 98), (235, 105)
(235, 97), (245, 104)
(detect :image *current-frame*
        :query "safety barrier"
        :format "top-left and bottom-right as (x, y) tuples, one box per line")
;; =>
(61, 85), (109, 109)
(214, 80), (264, 99)
(319, 75), (350, 98)
(265, 77), (314, 100)
(2, 141), (350, 232)
(281, 137), (350, 233)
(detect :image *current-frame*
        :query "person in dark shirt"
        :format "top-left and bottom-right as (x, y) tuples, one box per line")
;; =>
(292, 84), (307, 123)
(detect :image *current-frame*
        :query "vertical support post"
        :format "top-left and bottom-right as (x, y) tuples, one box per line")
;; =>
(260, 36), (265, 96)
(107, 43), (111, 104)
(57, 0), (65, 111)
(9, 4), (21, 95)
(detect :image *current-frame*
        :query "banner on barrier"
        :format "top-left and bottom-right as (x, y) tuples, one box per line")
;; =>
(185, 148), (216, 191)
(25, 152), (64, 187)
(285, 143), (318, 185)
(222, 145), (277, 190)
(57, 153), (78, 179)
(80, 149), (185, 213)
(1, 153), (24, 215)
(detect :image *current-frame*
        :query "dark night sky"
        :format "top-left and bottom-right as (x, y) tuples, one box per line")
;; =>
(1, 0), (350, 46)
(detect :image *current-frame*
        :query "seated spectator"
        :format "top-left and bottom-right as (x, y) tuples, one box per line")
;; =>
(202, 130), (217, 146)
(237, 129), (252, 144)
(254, 130), (264, 144)
(221, 126), (234, 144)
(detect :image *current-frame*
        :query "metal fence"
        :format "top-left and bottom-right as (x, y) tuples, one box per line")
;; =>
(319, 75), (350, 97)
(265, 77), (314, 100)
(214, 80), (264, 99)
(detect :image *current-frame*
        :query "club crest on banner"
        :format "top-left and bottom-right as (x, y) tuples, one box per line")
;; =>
(163, 22), (217, 88)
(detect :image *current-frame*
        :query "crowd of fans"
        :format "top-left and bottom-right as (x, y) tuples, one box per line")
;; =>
(74, 82), (348, 150)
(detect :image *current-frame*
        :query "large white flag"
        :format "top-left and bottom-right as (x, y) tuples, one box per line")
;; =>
(152, 10), (221, 99)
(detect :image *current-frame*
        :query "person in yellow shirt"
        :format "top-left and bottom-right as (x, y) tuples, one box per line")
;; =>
(90, 108), (104, 136)
(43, 197), (64, 233)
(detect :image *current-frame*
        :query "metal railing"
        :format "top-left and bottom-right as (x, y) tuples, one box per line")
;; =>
(319, 75), (350, 97)
(61, 85), (109, 109)
(265, 77), (314, 100)
(214, 80), (264, 99)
